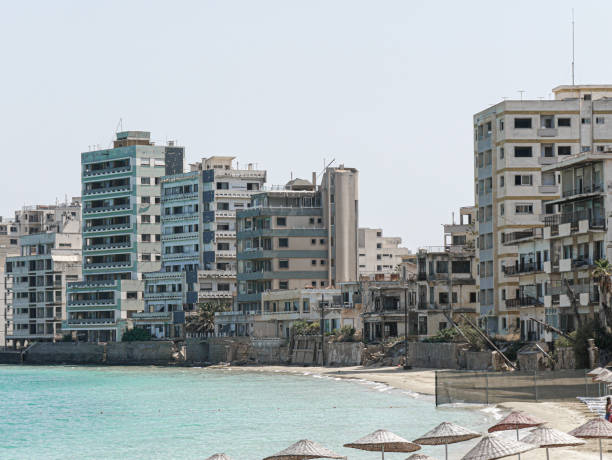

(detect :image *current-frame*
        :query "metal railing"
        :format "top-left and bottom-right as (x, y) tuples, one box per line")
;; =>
(543, 209), (605, 229)
(561, 182), (604, 198)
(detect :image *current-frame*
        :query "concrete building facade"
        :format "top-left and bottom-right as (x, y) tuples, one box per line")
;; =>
(473, 85), (612, 336)
(358, 228), (412, 276)
(220, 165), (359, 336)
(64, 131), (184, 342)
(5, 219), (81, 344)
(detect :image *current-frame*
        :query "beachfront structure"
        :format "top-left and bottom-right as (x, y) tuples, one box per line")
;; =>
(361, 273), (417, 341)
(139, 157), (266, 339)
(1, 199), (82, 346)
(64, 131), (184, 342)
(221, 285), (363, 338)
(218, 165), (359, 336)
(0, 217), (20, 346)
(539, 150), (609, 335)
(4, 218), (81, 344)
(358, 228), (412, 276)
(414, 207), (479, 337)
(473, 85), (612, 336)
(195, 157), (266, 304)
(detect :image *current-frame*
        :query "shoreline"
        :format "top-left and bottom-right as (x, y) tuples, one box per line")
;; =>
(221, 364), (605, 459)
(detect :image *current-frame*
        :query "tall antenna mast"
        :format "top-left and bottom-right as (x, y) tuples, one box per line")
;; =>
(572, 8), (575, 86)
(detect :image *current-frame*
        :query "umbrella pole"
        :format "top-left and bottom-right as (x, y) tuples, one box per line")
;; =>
(599, 438), (602, 460)
(546, 447), (550, 460)
(381, 445), (384, 460)
(445, 443), (448, 460)
(516, 427), (521, 460)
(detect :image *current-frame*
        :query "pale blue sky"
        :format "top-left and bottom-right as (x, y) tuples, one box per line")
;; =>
(1, 1), (609, 247)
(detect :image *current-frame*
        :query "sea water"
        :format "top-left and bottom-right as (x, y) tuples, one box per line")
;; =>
(0, 366), (496, 460)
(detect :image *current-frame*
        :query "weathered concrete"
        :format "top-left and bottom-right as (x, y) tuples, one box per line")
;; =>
(106, 341), (175, 365)
(0, 350), (23, 364)
(25, 342), (105, 364)
(406, 342), (462, 369)
(252, 338), (286, 364)
(184, 338), (208, 363)
(463, 351), (493, 370)
(327, 342), (363, 366)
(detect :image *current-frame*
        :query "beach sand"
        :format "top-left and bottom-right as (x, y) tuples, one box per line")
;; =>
(227, 364), (607, 459)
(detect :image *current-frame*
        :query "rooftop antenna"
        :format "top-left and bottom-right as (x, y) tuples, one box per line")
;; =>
(572, 8), (575, 86)
(518, 90), (526, 101)
(115, 118), (123, 133)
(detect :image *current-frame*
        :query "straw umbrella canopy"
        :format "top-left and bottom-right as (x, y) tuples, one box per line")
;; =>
(568, 417), (612, 460)
(405, 455), (439, 460)
(587, 367), (605, 377)
(413, 422), (481, 460)
(263, 439), (346, 460)
(460, 434), (536, 460)
(205, 455), (233, 460)
(488, 410), (544, 459)
(521, 426), (585, 460)
(344, 429), (421, 460)
(593, 369), (612, 382)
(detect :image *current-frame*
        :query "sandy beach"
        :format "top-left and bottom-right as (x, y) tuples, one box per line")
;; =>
(225, 364), (608, 459)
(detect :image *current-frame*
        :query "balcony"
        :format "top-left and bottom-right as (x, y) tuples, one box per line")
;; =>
(215, 210), (236, 219)
(84, 241), (131, 251)
(561, 182), (604, 198)
(216, 250), (236, 259)
(198, 270), (236, 279)
(67, 299), (115, 306)
(83, 260), (131, 270)
(83, 185), (131, 196)
(505, 296), (543, 308)
(161, 231), (198, 242)
(543, 210), (605, 231)
(502, 261), (543, 276)
(502, 228), (541, 245)
(65, 318), (116, 326)
(85, 223), (132, 233)
(537, 128), (558, 137)
(539, 185), (559, 194)
(538, 156), (557, 165)
(198, 290), (234, 299)
(215, 231), (236, 239)
(83, 204), (132, 215)
(83, 165), (131, 177)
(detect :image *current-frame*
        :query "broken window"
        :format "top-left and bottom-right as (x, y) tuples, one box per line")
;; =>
(514, 146), (533, 157)
(557, 118), (571, 127)
(541, 115), (554, 128)
(514, 118), (532, 129)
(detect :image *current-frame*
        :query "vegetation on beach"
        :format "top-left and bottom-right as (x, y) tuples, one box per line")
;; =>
(121, 328), (152, 342)
(185, 301), (231, 337)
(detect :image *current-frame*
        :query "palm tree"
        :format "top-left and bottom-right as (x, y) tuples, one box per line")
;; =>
(592, 258), (612, 331)
(185, 301), (230, 337)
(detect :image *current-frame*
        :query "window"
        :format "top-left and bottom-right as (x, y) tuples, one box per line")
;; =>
(597, 146), (605, 152)
(155, 215), (160, 223)
(499, 147), (504, 159)
(320, 260), (326, 265)
(217, 202), (229, 211)
(141, 234), (151, 242)
(452, 260), (470, 273)
(141, 196), (150, 204)
(127, 292), (138, 299)
(558, 118), (571, 127)
(500, 204), (505, 216)
(515, 204), (533, 214)
(541, 115), (554, 128)
(141, 253), (151, 261)
(276, 217), (286, 226)
(514, 118), (532, 129)
(154, 177), (160, 185)
(542, 144), (554, 157)
(563, 245), (573, 259)
(246, 183), (259, 191)
(311, 260), (317, 266)
(581, 118), (591, 124)
(279, 260), (289, 269)
(558, 145), (571, 155)
(584, 94), (592, 100)
(596, 117), (605, 124)
(470, 292), (477, 303)
(311, 239), (316, 245)
(140, 177), (151, 185)
(279, 281), (288, 290)
(216, 182), (229, 190)
(141, 215), (151, 223)
(500, 176), (504, 187)
(514, 174), (533, 186)
(514, 146), (532, 157)
(499, 119), (504, 131)
(309, 218), (314, 224)
(278, 238), (289, 248)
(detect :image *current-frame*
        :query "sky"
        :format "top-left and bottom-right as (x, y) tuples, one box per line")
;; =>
(1, 0), (611, 248)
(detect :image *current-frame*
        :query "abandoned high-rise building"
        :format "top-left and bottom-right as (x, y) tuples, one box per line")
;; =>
(64, 131), (184, 342)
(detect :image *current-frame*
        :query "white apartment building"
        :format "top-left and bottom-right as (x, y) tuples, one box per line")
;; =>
(473, 85), (612, 336)
(358, 228), (412, 276)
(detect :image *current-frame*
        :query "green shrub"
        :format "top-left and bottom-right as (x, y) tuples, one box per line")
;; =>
(121, 328), (152, 342)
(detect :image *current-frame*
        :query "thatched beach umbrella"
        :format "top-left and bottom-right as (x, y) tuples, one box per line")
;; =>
(593, 369), (612, 382)
(460, 434), (535, 460)
(488, 411), (544, 459)
(205, 454), (233, 460)
(344, 429), (421, 460)
(568, 417), (612, 460)
(520, 426), (585, 460)
(405, 454), (439, 460)
(413, 422), (481, 460)
(263, 439), (346, 460)
(587, 367), (605, 377)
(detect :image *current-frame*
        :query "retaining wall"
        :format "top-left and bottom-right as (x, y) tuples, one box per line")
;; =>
(25, 342), (105, 364)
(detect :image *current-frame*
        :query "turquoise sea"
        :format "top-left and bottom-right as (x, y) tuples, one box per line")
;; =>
(0, 366), (496, 460)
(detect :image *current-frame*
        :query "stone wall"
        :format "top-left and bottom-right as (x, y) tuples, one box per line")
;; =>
(106, 341), (175, 365)
(463, 351), (493, 370)
(406, 342), (462, 369)
(327, 342), (363, 366)
(25, 342), (105, 364)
